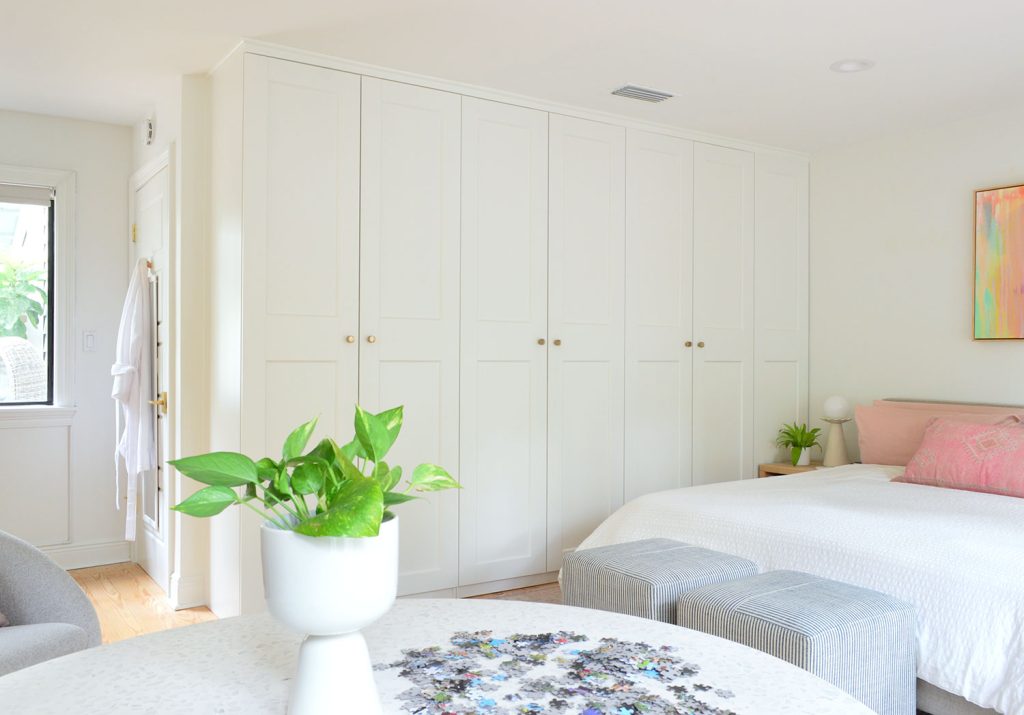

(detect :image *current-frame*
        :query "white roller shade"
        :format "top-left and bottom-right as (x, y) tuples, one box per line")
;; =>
(0, 183), (53, 207)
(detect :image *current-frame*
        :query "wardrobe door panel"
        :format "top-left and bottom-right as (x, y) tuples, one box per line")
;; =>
(625, 130), (694, 500)
(547, 115), (625, 571)
(691, 142), (754, 485)
(460, 98), (549, 585)
(754, 153), (809, 465)
(240, 55), (361, 612)
(360, 78), (461, 596)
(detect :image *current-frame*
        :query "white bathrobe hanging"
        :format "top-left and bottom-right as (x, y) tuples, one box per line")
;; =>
(111, 259), (156, 541)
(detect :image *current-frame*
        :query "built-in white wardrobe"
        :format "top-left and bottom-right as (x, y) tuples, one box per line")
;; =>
(207, 48), (808, 615)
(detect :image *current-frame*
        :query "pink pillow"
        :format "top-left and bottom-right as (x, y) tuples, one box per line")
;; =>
(874, 400), (1021, 416)
(855, 404), (1023, 466)
(900, 418), (1024, 498)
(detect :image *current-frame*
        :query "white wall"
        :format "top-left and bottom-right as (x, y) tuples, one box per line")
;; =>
(810, 103), (1024, 457)
(0, 109), (133, 566)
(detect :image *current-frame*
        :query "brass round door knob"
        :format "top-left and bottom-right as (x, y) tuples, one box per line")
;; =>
(553, 339), (562, 346)
(367, 335), (377, 344)
(345, 335), (355, 344)
(697, 341), (705, 348)
(684, 340), (693, 348)
(537, 338), (546, 345)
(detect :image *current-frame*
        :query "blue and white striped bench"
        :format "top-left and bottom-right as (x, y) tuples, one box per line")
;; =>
(561, 539), (758, 624)
(677, 570), (917, 715)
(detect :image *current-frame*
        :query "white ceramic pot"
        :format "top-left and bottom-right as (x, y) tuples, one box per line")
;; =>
(261, 516), (398, 715)
(796, 448), (811, 466)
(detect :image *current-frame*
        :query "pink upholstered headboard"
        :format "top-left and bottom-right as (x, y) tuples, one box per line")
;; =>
(855, 399), (1024, 466)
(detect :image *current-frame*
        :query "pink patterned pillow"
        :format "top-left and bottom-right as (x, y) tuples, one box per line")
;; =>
(900, 417), (1024, 497)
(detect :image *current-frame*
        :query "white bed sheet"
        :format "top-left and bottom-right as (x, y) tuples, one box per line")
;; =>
(576, 464), (1024, 714)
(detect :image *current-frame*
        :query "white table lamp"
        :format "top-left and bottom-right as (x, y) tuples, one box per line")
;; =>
(822, 395), (852, 467)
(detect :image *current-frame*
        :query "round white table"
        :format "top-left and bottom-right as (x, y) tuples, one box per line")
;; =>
(0, 599), (873, 714)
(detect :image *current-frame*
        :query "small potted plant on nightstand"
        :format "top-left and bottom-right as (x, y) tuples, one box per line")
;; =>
(775, 422), (822, 466)
(168, 404), (459, 715)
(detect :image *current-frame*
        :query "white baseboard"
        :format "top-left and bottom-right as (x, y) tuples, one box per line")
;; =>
(169, 572), (208, 610)
(44, 540), (131, 570)
(457, 571), (559, 598)
(399, 572), (560, 600)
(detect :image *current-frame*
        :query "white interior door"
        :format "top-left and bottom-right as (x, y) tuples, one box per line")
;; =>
(459, 97), (548, 586)
(360, 77), (461, 596)
(625, 130), (694, 500)
(239, 55), (361, 611)
(547, 115), (625, 571)
(131, 160), (171, 593)
(692, 142), (755, 484)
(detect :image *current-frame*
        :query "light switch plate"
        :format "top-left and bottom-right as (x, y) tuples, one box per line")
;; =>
(82, 331), (96, 352)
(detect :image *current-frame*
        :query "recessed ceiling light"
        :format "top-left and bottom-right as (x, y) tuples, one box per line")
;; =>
(829, 59), (875, 73)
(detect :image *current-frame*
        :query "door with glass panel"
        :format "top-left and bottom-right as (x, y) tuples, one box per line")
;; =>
(130, 159), (172, 593)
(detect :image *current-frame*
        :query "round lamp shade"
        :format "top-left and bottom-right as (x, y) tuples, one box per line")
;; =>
(823, 395), (851, 420)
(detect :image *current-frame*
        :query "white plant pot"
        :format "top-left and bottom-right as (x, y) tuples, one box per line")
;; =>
(796, 448), (811, 466)
(261, 515), (399, 715)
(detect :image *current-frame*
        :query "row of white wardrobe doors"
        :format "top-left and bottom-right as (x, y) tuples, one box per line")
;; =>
(242, 55), (759, 595)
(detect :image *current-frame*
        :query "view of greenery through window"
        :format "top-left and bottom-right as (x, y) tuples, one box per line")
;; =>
(0, 200), (51, 404)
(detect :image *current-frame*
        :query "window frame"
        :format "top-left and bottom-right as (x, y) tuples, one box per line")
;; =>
(0, 164), (76, 418)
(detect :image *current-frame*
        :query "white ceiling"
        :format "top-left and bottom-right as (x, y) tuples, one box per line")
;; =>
(4, 0), (1024, 151)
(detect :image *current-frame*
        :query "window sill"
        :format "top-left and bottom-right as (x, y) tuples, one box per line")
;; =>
(0, 405), (77, 428)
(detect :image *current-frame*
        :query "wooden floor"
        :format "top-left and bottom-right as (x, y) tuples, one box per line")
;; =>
(472, 581), (561, 604)
(70, 562), (216, 644)
(72, 562), (560, 644)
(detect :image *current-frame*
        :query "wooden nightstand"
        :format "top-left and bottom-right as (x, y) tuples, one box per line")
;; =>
(757, 461), (823, 478)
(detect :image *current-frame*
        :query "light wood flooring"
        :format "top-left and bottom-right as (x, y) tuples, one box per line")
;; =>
(72, 562), (560, 644)
(70, 562), (216, 644)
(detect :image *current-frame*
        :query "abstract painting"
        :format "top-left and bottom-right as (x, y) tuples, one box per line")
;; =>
(975, 184), (1024, 339)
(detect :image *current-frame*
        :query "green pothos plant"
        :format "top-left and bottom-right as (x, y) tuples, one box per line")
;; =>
(775, 422), (822, 466)
(170, 405), (460, 537)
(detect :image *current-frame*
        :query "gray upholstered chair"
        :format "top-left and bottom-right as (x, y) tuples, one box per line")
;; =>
(0, 529), (101, 676)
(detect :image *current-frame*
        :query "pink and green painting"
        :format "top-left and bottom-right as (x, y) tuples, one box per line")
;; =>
(975, 184), (1024, 339)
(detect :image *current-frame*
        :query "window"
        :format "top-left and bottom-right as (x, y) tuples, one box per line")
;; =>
(0, 184), (55, 405)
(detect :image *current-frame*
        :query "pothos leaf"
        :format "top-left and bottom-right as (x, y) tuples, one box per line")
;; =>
(294, 476), (384, 538)
(168, 452), (259, 487)
(282, 417), (318, 462)
(409, 464), (461, 492)
(171, 486), (238, 517)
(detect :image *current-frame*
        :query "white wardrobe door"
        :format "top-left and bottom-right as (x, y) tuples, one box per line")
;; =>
(625, 130), (694, 500)
(754, 152), (809, 465)
(241, 55), (361, 611)
(547, 115), (625, 571)
(460, 98), (549, 585)
(692, 142), (755, 485)
(360, 77), (461, 596)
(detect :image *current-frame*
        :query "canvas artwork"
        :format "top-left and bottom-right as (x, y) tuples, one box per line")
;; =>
(975, 184), (1024, 339)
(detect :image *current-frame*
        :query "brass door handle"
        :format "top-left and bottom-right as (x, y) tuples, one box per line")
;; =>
(697, 341), (705, 348)
(537, 338), (546, 345)
(684, 341), (693, 348)
(149, 392), (168, 414)
(345, 335), (355, 344)
(367, 335), (377, 344)
(553, 339), (562, 346)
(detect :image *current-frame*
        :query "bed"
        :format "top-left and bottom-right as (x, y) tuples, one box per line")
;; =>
(575, 463), (1024, 715)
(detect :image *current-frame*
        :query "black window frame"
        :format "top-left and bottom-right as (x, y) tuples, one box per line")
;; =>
(1, 197), (55, 406)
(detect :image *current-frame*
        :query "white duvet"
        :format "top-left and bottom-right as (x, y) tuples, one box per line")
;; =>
(576, 464), (1024, 714)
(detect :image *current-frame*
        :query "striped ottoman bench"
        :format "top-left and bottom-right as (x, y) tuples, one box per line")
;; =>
(561, 539), (758, 624)
(677, 570), (917, 715)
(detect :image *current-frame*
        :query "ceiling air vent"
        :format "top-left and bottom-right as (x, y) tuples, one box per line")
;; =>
(611, 85), (673, 103)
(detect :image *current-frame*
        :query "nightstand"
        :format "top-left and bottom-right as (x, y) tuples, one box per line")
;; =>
(757, 461), (823, 478)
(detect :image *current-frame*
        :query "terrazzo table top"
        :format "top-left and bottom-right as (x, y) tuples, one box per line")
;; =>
(0, 598), (873, 714)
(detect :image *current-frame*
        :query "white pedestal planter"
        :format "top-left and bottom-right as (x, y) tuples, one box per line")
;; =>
(261, 516), (399, 715)
(795, 448), (811, 466)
